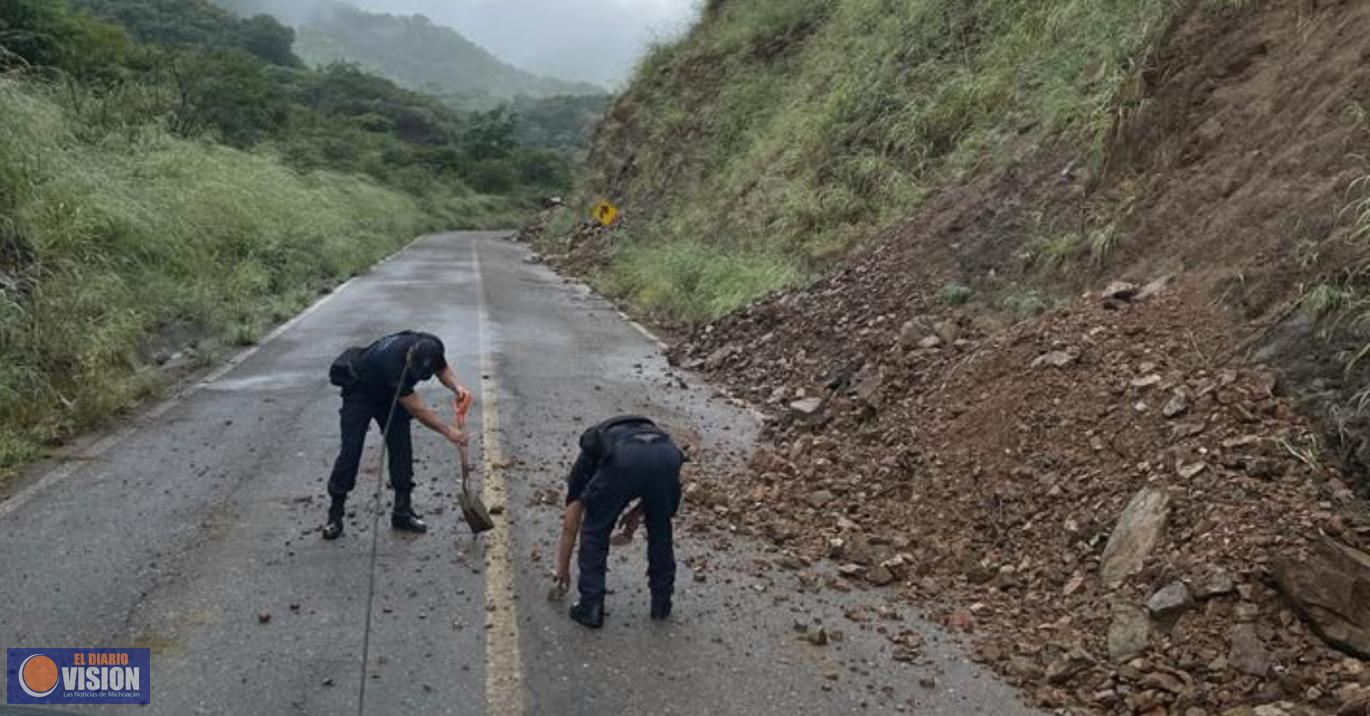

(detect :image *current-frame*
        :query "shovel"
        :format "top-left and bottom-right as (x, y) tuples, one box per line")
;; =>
(453, 394), (494, 536)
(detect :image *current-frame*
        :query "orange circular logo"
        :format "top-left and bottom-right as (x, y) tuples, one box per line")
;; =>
(19, 654), (59, 698)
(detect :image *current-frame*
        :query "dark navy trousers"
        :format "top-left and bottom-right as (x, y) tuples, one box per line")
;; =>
(327, 390), (414, 517)
(577, 440), (683, 604)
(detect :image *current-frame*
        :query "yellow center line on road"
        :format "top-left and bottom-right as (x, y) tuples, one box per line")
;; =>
(472, 240), (525, 715)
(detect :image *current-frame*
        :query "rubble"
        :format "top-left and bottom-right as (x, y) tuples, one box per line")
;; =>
(671, 250), (1368, 712)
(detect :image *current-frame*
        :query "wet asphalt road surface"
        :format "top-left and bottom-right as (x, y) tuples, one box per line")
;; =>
(0, 233), (1039, 715)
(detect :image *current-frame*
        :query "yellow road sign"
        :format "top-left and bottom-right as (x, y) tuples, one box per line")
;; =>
(591, 200), (619, 226)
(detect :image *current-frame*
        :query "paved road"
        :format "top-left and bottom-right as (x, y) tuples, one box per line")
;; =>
(0, 233), (1037, 715)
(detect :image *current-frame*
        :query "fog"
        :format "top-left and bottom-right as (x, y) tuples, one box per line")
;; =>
(341, 0), (699, 88)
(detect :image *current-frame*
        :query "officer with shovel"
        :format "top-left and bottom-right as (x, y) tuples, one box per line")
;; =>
(323, 330), (473, 539)
(552, 416), (685, 628)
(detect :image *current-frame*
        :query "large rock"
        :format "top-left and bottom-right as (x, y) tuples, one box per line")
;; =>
(1146, 581), (1194, 630)
(852, 363), (884, 407)
(865, 564), (895, 586)
(1272, 536), (1370, 659)
(1102, 280), (1139, 302)
(1228, 623), (1270, 677)
(1189, 568), (1236, 600)
(1100, 488), (1172, 586)
(933, 319), (960, 345)
(806, 489), (835, 509)
(703, 344), (738, 371)
(1107, 603), (1151, 663)
(789, 397), (824, 418)
(1221, 703), (1326, 716)
(899, 318), (932, 348)
(899, 320), (922, 347)
(1162, 390), (1190, 419)
(1032, 350), (1078, 369)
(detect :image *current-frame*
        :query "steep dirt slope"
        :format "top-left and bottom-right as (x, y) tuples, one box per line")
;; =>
(1103, 0), (1370, 475)
(650, 2), (1370, 714)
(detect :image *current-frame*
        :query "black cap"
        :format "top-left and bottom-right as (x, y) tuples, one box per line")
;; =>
(409, 336), (444, 378)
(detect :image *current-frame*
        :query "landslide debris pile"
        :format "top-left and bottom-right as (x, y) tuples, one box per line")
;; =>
(675, 263), (1370, 714)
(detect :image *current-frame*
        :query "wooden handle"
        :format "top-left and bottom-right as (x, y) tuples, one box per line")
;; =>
(457, 444), (473, 491)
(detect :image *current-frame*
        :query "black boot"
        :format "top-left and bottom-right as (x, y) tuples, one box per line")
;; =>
(322, 519), (344, 540)
(323, 498), (345, 540)
(391, 510), (428, 534)
(650, 594), (672, 621)
(391, 490), (427, 534)
(569, 600), (604, 629)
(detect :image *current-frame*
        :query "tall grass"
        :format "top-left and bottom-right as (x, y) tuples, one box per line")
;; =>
(0, 78), (437, 472)
(600, 238), (798, 320)
(587, 0), (1177, 321)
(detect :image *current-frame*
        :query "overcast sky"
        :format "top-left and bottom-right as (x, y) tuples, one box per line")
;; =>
(344, 0), (700, 88)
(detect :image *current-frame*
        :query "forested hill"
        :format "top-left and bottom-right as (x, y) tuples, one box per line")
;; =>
(217, 0), (603, 107)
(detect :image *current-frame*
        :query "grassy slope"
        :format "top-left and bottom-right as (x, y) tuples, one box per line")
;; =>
(0, 78), (433, 470)
(574, 0), (1174, 321)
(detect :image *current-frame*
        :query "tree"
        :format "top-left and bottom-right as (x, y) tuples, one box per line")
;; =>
(0, 0), (134, 80)
(0, 0), (73, 66)
(464, 107), (516, 161)
(238, 14), (296, 67)
(72, 0), (300, 66)
(463, 159), (518, 194)
(168, 50), (287, 145)
(514, 149), (571, 190)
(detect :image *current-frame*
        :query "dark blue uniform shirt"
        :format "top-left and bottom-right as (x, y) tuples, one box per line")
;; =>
(566, 416), (667, 504)
(353, 331), (447, 403)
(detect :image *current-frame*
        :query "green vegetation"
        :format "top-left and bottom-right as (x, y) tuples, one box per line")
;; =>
(939, 282), (973, 306)
(999, 287), (1050, 318)
(544, 206), (579, 238)
(599, 240), (799, 321)
(1352, 174), (1370, 241)
(0, 0), (562, 472)
(73, 0), (299, 66)
(1039, 232), (1087, 270)
(1301, 282), (1353, 321)
(579, 0), (1177, 320)
(0, 79), (428, 469)
(508, 94), (612, 159)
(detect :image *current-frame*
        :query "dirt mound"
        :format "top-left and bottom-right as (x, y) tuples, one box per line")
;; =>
(681, 279), (1369, 712)
(661, 2), (1370, 713)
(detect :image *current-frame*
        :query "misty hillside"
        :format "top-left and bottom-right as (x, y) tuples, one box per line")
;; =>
(217, 0), (602, 106)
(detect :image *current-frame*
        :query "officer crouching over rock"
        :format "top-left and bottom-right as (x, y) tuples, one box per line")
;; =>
(552, 416), (685, 628)
(323, 330), (472, 540)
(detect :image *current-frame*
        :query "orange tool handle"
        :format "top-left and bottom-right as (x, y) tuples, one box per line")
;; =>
(453, 389), (475, 474)
(452, 388), (474, 429)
